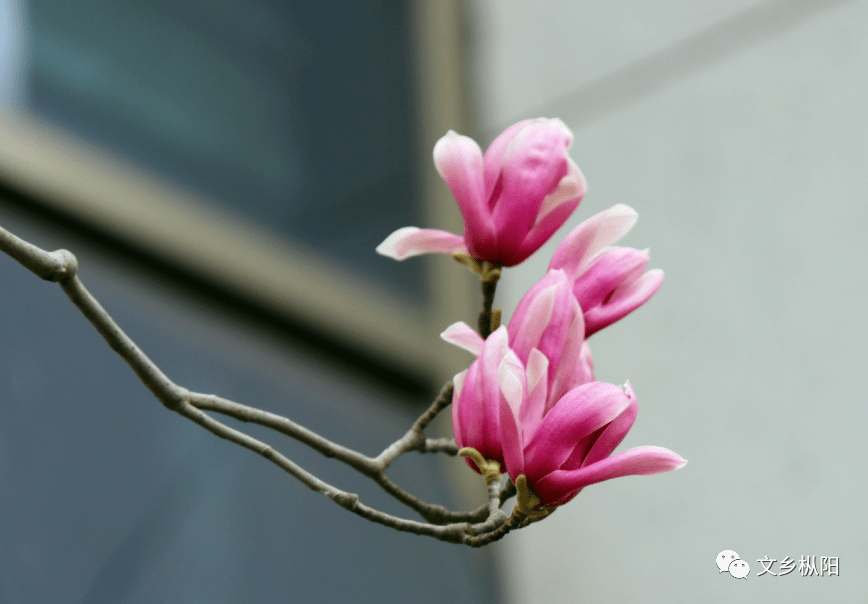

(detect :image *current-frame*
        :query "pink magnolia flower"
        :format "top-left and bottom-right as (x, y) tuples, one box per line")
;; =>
(443, 269), (593, 472)
(505, 269), (594, 411)
(449, 326), (515, 472)
(498, 378), (686, 508)
(446, 321), (684, 502)
(377, 118), (587, 266)
(550, 204), (664, 337)
(443, 266), (683, 502)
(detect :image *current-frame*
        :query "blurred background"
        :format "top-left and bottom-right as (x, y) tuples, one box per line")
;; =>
(1, 0), (867, 602)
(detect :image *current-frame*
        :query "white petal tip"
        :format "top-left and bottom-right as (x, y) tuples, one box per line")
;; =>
(440, 321), (485, 357)
(376, 227), (467, 260)
(376, 227), (421, 260)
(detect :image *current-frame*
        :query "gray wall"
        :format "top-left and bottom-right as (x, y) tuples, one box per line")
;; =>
(472, 1), (868, 601)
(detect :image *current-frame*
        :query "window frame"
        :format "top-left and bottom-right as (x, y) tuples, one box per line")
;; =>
(0, 0), (476, 385)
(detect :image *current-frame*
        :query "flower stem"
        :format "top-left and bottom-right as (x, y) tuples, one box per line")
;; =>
(477, 261), (501, 339)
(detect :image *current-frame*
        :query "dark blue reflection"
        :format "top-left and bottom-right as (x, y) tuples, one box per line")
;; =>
(26, 0), (424, 300)
(0, 210), (498, 604)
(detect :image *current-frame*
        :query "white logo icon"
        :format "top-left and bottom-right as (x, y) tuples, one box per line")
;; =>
(717, 550), (750, 579)
(729, 559), (750, 579)
(717, 550), (739, 573)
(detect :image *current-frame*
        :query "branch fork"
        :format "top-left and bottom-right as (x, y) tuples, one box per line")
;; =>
(0, 223), (533, 545)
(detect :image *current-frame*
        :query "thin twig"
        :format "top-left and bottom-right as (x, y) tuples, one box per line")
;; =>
(190, 392), (379, 475)
(465, 510), (523, 547)
(193, 384), (474, 524)
(477, 262), (501, 339)
(500, 480), (517, 505)
(177, 400), (502, 542)
(1, 223), (515, 545)
(375, 381), (453, 468)
(420, 437), (459, 456)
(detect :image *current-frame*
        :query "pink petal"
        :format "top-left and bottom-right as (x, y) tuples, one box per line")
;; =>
(497, 352), (527, 481)
(522, 382), (631, 483)
(507, 275), (557, 363)
(482, 119), (534, 204)
(581, 382), (638, 467)
(453, 361), (483, 451)
(451, 369), (469, 445)
(572, 247), (650, 313)
(492, 120), (573, 253)
(534, 157), (587, 226)
(549, 204), (638, 278)
(531, 293), (578, 385)
(507, 270), (573, 366)
(578, 341), (594, 382)
(440, 321), (485, 357)
(533, 446), (687, 505)
(451, 327), (510, 467)
(513, 158), (587, 264)
(433, 131), (495, 257)
(520, 348), (549, 442)
(376, 227), (468, 260)
(497, 350), (526, 416)
(584, 268), (664, 337)
(474, 327), (510, 457)
(559, 378), (634, 472)
(545, 312), (589, 410)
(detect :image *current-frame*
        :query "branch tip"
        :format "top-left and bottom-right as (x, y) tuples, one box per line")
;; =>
(458, 447), (502, 485)
(452, 252), (484, 275)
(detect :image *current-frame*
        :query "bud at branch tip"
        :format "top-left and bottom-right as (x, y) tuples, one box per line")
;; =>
(458, 447), (502, 485)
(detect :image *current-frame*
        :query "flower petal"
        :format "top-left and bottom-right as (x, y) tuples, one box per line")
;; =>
(492, 119), (573, 253)
(498, 349), (527, 480)
(433, 131), (495, 257)
(507, 275), (557, 363)
(559, 379), (635, 472)
(549, 204), (638, 278)
(571, 247), (650, 313)
(376, 227), (467, 260)
(522, 382), (631, 483)
(440, 321), (485, 357)
(451, 327), (510, 467)
(513, 157), (587, 264)
(533, 283), (580, 377)
(498, 350), (525, 414)
(584, 268), (664, 337)
(534, 157), (587, 227)
(520, 348), (549, 442)
(482, 119), (534, 204)
(451, 369), (469, 445)
(581, 381), (638, 467)
(545, 312), (590, 410)
(533, 446), (687, 505)
(507, 269), (574, 366)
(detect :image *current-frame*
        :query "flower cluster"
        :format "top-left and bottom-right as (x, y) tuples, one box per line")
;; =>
(378, 119), (684, 512)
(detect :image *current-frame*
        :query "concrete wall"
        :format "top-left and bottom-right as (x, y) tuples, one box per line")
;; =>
(470, 1), (868, 601)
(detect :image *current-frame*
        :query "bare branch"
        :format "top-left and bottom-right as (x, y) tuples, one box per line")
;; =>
(375, 381), (453, 468)
(0, 226), (77, 282)
(1, 222), (515, 545)
(177, 401), (507, 542)
(465, 510), (522, 547)
(190, 392), (379, 476)
(60, 274), (187, 409)
(190, 386), (476, 524)
(420, 437), (459, 456)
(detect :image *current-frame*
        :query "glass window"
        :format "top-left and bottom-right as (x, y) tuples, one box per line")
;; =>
(0, 0), (494, 600)
(0, 209), (497, 603)
(26, 0), (424, 300)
